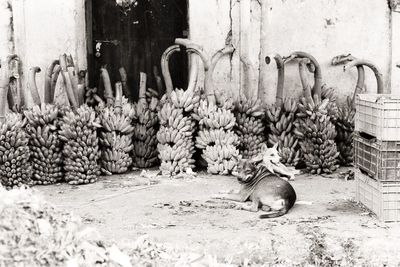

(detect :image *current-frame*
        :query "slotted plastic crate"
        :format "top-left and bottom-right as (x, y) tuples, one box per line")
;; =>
(354, 132), (400, 181)
(356, 169), (400, 222)
(355, 94), (400, 141)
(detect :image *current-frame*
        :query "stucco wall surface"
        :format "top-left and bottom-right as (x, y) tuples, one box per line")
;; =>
(0, 0), (397, 107)
(10, 0), (87, 106)
(189, 0), (394, 104)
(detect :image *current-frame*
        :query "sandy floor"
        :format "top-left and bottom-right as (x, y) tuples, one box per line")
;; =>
(37, 168), (400, 266)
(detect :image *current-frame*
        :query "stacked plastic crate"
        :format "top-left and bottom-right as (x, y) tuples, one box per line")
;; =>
(354, 94), (400, 222)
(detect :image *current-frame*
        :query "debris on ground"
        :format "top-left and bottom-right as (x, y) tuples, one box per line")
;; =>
(0, 185), (279, 266)
(339, 170), (355, 181)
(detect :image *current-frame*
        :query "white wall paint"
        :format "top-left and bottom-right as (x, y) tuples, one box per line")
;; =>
(0, 0), (396, 107)
(12, 0), (87, 106)
(189, 0), (393, 104)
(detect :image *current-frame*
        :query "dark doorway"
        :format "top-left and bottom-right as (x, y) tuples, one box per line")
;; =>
(86, 0), (189, 101)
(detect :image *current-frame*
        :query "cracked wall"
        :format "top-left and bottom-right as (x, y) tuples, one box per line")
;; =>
(189, 0), (394, 104)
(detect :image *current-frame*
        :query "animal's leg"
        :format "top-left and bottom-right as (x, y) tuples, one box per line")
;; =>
(261, 205), (271, 212)
(211, 193), (244, 202)
(275, 164), (296, 181)
(237, 199), (259, 212)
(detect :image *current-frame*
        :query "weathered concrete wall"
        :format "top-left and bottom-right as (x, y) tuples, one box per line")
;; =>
(189, 0), (394, 104)
(12, 0), (87, 106)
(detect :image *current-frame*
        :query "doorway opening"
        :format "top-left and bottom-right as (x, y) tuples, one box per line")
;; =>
(86, 0), (189, 101)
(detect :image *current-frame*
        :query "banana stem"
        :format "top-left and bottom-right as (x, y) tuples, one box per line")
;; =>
(30, 67), (42, 106)
(298, 58), (314, 106)
(138, 72), (147, 104)
(265, 54), (285, 106)
(93, 94), (104, 106)
(50, 65), (61, 103)
(286, 51), (322, 100)
(119, 67), (131, 99)
(114, 82), (123, 114)
(66, 55), (79, 102)
(331, 54), (366, 109)
(44, 60), (60, 104)
(187, 52), (199, 93)
(60, 54), (78, 108)
(7, 55), (22, 110)
(100, 66), (114, 105)
(344, 59), (384, 94)
(0, 59), (9, 123)
(161, 44), (180, 99)
(175, 38), (214, 103)
(210, 45), (235, 103)
(0, 88), (6, 123)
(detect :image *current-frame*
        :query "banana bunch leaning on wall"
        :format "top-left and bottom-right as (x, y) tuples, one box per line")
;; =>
(0, 56), (33, 188)
(234, 55), (265, 160)
(177, 39), (240, 175)
(157, 42), (199, 176)
(57, 54), (102, 185)
(24, 61), (64, 185)
(265, 54), (301, 167)
(132, 72), (160, 168)
(331, 54), (383, 166)
(287, 52), (339, 174)
(97, 67), (136, 174)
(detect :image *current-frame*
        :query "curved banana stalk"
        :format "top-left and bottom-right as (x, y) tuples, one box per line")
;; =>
(30, 67), (42, 106)
(0, 59), (9, 123)
(66, 55), (79, 101)
(119, 67), (131, 99)
(187, 53), (199, 93)
(7, 55), (22, 111)
(114, 82), (123, 114)
(161, 44), (180, 98)
(210, 45), (235, 103)
(344, 59), (384, 94)
(331, 54), (365, 109)
(265, 54), (285, 106)
(44, 60), (60, 104)
(50, 64), (62, 102)
(100, 66), (114, 105)
(60, 54), (78, 108)
(138, 72), (147, 102)
(285, 51), (322, 102)
(298, 58), (314, 106)
(175, 38), (214, 103)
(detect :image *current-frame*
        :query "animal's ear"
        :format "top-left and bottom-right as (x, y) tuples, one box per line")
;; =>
(260, 143), (268, 152)
(272, 143), (278, 150)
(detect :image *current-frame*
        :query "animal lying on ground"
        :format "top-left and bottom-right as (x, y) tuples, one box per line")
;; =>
(212, 144), (297, 218)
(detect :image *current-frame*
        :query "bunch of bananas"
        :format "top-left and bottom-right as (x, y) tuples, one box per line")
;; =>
(234, 95), (266, 159)
(194, 98), (239, 175)
(132, 96), (160, 168)
(0, 113), (33, 188)
(334, 98), (355, 166)
(98, 95), (136, 174)
(157, 89), (200, 176)
(295, 97), (339, 174)
(266, 98), (301, 166)
(321, 86), (339, 122)
(59, 105), (101, 184)
(24, 104), (63, 184)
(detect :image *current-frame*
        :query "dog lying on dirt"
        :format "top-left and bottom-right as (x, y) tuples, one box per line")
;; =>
(212, 144), (297, 218)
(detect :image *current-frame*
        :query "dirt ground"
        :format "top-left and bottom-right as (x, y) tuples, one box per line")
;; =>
(37, 168), (400, 266)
